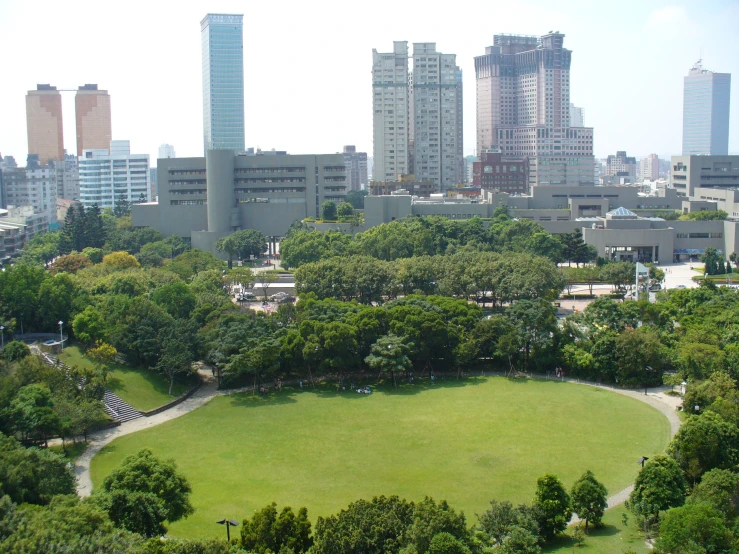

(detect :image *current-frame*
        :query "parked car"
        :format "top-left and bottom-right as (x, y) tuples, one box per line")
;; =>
(270, 292), (289, 301)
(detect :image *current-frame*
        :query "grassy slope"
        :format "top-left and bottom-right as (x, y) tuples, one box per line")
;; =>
(58, 345), (193, 411)
(545, 506), (648, 554)
(91, 377), (670, 539)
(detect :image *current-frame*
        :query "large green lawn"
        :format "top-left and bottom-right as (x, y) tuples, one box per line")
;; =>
(58, 345), (194, 411)
(91, 377), (670, 539)
(545, 506), (648, 553)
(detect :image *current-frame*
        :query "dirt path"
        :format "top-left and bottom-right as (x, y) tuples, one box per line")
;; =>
(75, 372), (683, 503)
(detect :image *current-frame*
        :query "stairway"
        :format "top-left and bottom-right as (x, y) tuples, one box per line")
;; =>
(37, 349), (143, 423)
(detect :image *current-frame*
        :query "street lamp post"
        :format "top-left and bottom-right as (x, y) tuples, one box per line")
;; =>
(216, 519), (239, 542)
(0, 326), (4, 349)
(58, 320), (64, 350)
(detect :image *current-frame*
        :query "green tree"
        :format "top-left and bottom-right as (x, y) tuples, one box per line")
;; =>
(533, 474), (572, 540)
(570, 470), (608, 531)
(407, 497), (470, 554)
(215, 235), (238, 269)
(98, 449), (193, 535)
(476, 500), (540, 547)
(82, 246), (105, 263)
(240, 502), (312, 553)
(10, 384), (60, 445)
(345, 189), (368, 209)
(73, 306), (108, 345)
(113, 194), (132, 217)
(498, 526), (541, 554)
(2, 340), (30, 362)
(526, 232), (565, 264)
(613, 328), (664, 387)
(364, 333), (414, 387)
(655, 503), (735, 554)
(231, 229), (268, 260)
(155, 338), (193, 396)
(337, 202), (354, 218)
(667, 412), (739, 485)
(321, 201), (337, 221)
(426, 532), (471, 554)
(628, 454), (686, 524)
(702, 247), (722, 276)
(151, 282), (197, 320)
(687, 468), (739, 520)
(51, 252), (92, 274)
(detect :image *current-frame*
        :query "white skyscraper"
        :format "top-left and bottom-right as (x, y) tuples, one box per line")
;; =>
(682, 60), (731, 155)
(373, 41), (463, 190)
(158, 144), (176, 159)
(372, 42), (410, 181)
(569, 103), (584, 127)
(79, 140), (150, 210)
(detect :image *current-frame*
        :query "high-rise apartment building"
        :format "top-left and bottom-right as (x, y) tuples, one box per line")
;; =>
(79, 140), (150, 210)
(52, 154), (80, 201)
(682, 61), (731, 155)
(75, 84), (112, 156)
(410, 43), (462, 190)
(1, 158), (57, 222)
(569, 103), (584, 127)
(342, 145), (368, 191)
(201, 14), (245, 153)
(639, 154), (660, 181)
(475, 33), (594, 187)
(372, 42), (463, 190)
(26, 85), (64, 165)
(605, 151), (637, 181)
(159, 144), (176, 159)
(372, 41), (410, 182)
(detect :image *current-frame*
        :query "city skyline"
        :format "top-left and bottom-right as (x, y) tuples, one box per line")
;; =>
(0, 0), (738, 166)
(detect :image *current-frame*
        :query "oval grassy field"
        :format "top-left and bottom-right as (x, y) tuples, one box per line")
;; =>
(91, 377), (671, 539)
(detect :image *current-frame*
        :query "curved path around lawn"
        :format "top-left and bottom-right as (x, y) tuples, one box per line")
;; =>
(74, 371), (683, 508)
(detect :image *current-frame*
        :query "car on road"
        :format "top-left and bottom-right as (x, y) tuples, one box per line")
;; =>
(676, 285), (686, 289)
(270, 292), (289, 301)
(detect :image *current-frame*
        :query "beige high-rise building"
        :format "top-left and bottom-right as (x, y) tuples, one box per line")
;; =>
(26, 85), (64, 165)
(75, 84), (112, 156)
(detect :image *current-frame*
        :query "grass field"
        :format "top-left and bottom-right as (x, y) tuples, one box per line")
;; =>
(545, 506), (648, 553)
(58, 345), (194, 411)
(91, 377), (670, 540)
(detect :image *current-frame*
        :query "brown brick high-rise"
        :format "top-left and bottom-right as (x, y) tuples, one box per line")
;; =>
(26, 85), (64, 165)
(75, 84), (111, 155)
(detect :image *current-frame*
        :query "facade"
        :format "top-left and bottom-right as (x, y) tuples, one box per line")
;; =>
(1, 164), (57, 222)
(370, 175), (436, 197)
(474, 33), (594, 187)
(569, 103), (584, 127)
(201, 14), (245, 153)
(471, 150), (529, 194)
(158, 144), (176, 159)
(682, 60), (731, 155)
(605, 151), (637, 181)
(372, 41), (411, 182)
(639, 154), (660, 181)
(78, 141), (150, 210)
(75, 85), (112, 156)
(26, 85), (64, 165)
(132, 150), (346, 253)
(52, 154), (80, 201)
(342, 145), (368, 190)
(670, 155), (739, 196)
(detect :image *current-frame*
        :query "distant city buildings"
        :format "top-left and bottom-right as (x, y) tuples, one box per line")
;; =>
(370, 175), (436, 197)
(1, 155), (57, 222)
(639, 154), (660, 181)
(75, 84), (112, 156)
(474, 33), (594, 187)
(372, 41), (463, 191)
(472, 151), (529, 194)
(79, 140), (150, 210)
(158, 144), (176, 159)
(52, 154), (80, 201)
(201, 14), (245, 153)
(569, 104), (584, 127)
(342, 145), (368, 191)
(26, 85), (64, 165)
(682, 60), (731, 155)
(605, 151), (637, 182)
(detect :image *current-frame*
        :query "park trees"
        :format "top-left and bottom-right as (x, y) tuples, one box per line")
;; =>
(10, 384), (60, 445)
(570, 470), (608, 531)
(533, 474), (572, 540)
(655, 503), (735, 554)
(239, 502), (312, 553)
(214, 235), (238, 269)
(612, 327), (665, 387)
(97, 449), (193, 537)
(507, 299), (558, 371)
(155, 338), (194, 396)
(72, 306), (107, 345)
(476, 499), (540, 548)
(364, 334), (413, 387)
(406, 497), (470, 554)
(628, 454), (686, 525)
(702, 247), (723, 276)
(345, 189), (368, 209)
(337, 202), (354, 218)
(667, 411), (739, 485)
(561, 229), (597, 267)
(686, 468), (739, 520)
(103, 251), (140, 270)
(50, 252), (92, 274)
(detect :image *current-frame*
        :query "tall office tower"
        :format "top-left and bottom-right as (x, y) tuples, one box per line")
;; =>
(75, 84), (112, 156)
(159, 144), (176, 159)
(475, 33), (594, 186)
(201, 14), (245, 153)
(456, 68), (464, 184)
(639, 153), (660, 181)
(79, 140), (150, 210)
(569, 103), (584, 127)
(372, 41), (410, 182)
(682, 60), (731, 155)
(409, 43), (462, 190)
(342, 145), (368, 191)
(26, 84), (64, 165)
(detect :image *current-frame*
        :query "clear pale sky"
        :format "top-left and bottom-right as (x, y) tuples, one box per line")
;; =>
(1, 0), (737, 165)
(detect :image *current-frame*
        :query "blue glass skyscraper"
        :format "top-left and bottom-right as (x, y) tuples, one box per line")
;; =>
(201, 14), (245, 153)
(682, 61), (731, 155)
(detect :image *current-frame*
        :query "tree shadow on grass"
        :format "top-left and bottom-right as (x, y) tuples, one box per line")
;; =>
(543, 525), (622, 552)
(227, 390), (300, 408)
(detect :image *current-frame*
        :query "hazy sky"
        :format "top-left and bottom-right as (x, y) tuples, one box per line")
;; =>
(1, 0), (737, 166)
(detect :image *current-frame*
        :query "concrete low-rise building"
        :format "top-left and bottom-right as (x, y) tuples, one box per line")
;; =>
(671, 155), (739, 196)
(132, 149), (346, 255)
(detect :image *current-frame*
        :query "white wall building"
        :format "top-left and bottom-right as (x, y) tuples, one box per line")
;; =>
(52, 154), (79, 201)
(639, 153), (660, 181)
(79, 140), (150, 210)
(158, 144), (176, 159)
(569, 103), (584, 127)
(3, 165), (57, 223)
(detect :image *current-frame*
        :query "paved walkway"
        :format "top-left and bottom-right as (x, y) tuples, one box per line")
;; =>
(74, 371), (683, 505)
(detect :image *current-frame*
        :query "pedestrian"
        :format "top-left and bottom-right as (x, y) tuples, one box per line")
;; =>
(431, 374), (435, 385)
(299, 380), (303, 390)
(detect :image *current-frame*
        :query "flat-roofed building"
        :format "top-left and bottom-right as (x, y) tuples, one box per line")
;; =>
(26, 85), (64, 165)
(75, 84), (112, 156)
(670, 155), (739, 196)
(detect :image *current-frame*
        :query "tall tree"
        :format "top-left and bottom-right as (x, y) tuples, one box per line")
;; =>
(628, 454), (686, 525)
(215, 235), (238, 269)
(570, 470), (608, 531)
(321, 201), (337, 221)
(364, 334), (414, 387)
(533, 474), (572, 540)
